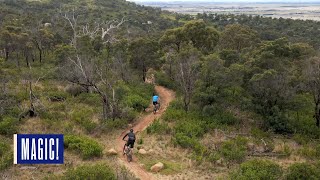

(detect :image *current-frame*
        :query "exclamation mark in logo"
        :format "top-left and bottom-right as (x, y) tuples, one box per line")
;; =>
(56, 138), (59, 160)
(13, 134), (17, 164)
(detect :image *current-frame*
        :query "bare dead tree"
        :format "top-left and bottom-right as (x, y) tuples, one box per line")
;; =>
(101, 17), (126, 44)
(62, 8), (79, 47)
(61, 54), (123, 120)
(19, 71), (38, 119)
(174, 47), (200, 112)
(60, 8), (126, 120)
(82, 22), (101, 39)
(61, 8), (126, 47)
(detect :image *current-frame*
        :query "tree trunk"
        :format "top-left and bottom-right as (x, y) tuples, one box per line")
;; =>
(5, 49), (9, 61)
(315, 102), (320, 127)
(183, 94), (190, 112)
(38, 48), (42, 63)
(32, 53), (35, 62)
(29, 82), (35, 117)
(111, 88), (116, 120)
(317, 109), (320, 128)
(102, 95), (108, 120)
(25, 54), (29, 67)
(142, 65), (147, 82)
(16, 53), (20, 68)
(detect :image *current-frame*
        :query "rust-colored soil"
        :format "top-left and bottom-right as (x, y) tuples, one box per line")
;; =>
(117, 85), (175, 180)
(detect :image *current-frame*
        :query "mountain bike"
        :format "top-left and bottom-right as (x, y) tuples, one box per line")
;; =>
(123, 140), (133, 162)
(153, 102), (160, 114)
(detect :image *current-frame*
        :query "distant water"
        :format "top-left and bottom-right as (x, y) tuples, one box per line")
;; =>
(140, 2), (320, 21)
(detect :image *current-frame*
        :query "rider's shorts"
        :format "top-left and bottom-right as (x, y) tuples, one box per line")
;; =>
(127, 140), (135, 148)
(153, 101), (158, 105)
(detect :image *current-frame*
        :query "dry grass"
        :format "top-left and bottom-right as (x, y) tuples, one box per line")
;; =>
(134, 131), (230, 180)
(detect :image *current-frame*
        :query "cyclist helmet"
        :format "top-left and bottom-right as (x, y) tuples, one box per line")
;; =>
(130, 129), (133, 132)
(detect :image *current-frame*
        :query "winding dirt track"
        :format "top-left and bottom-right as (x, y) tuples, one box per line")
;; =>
(117, 85), (175, 180)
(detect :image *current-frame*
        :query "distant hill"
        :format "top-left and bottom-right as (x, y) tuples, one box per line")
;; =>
(0, 0), (178, 35)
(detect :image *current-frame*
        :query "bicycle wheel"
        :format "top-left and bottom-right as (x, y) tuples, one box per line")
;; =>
(127, 149), (132, 162)
(153, 105), (157, 114)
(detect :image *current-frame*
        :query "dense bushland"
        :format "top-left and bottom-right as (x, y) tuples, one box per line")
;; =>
(1, 0), (320, 177)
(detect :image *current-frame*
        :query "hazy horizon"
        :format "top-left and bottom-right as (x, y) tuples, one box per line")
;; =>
(131, 0), (320, 21)
(128, 0), (320, 2)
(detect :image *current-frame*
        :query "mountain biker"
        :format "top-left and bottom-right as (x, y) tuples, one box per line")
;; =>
(123, 129), (136, 155)
(153, 93), (159, 108)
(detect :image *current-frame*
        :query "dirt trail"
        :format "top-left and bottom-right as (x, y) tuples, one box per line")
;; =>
(116, 85), (175, 180)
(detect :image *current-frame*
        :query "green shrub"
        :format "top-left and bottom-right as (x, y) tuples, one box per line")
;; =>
(201, 105), (238, 125)
(0, 141), (9, 157)
(46, 91), (69, 102)
(73, 93), (101, 106)
(202, 105), (220, 117)
(286, 163), (320, 180)
(51, 103), (67, 111)
(215, 111), (238, 125)
(71, 108), (97, 133)
(64, 135), (103, 159)
(293, 134), (309, 145)
(119, 107), (137, 122)
(265, 107), (293, 134)
(63, 163), (116, 180)
(118, 83), (153, 112)
(0, 140), (13, 171)
(0, 150), (13, 171)
(315, 144), (320, 158)
(0, 117), (18, 136)
(155, 72), (176, 90)
(162, 108), (186, 122)
(39, 109), (66, 121)
(4, 106), (20, 117)
(298, 146), (317, 159)
(13, 90), (29, 102)
(283, 144), (292, 157)
(250, 128), (271, 139)
(175, 120), (205, 138)
(147, 120), (171, 134)
(103, 118), (128, 130)
(219, 137), (248, 164)
(173, 133), (200, 149)
(65, 85), (86, 96)
(173, 133), (207, 157)
(138, 138), (143, 145)
(169, 100), (185, 110)
(212, 112), (238, 125)
(231, 159), (282, 180)
(38, 109), (61, 121)
(298, 144), (320, 159)
(125, 94), (149, 111)
(132, 83), (154, 99)
(315, 160), (320, 169)
(207, 152), (221, 163)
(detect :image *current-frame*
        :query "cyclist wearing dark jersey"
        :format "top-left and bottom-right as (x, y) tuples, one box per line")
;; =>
(123, 129), (135, 154)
